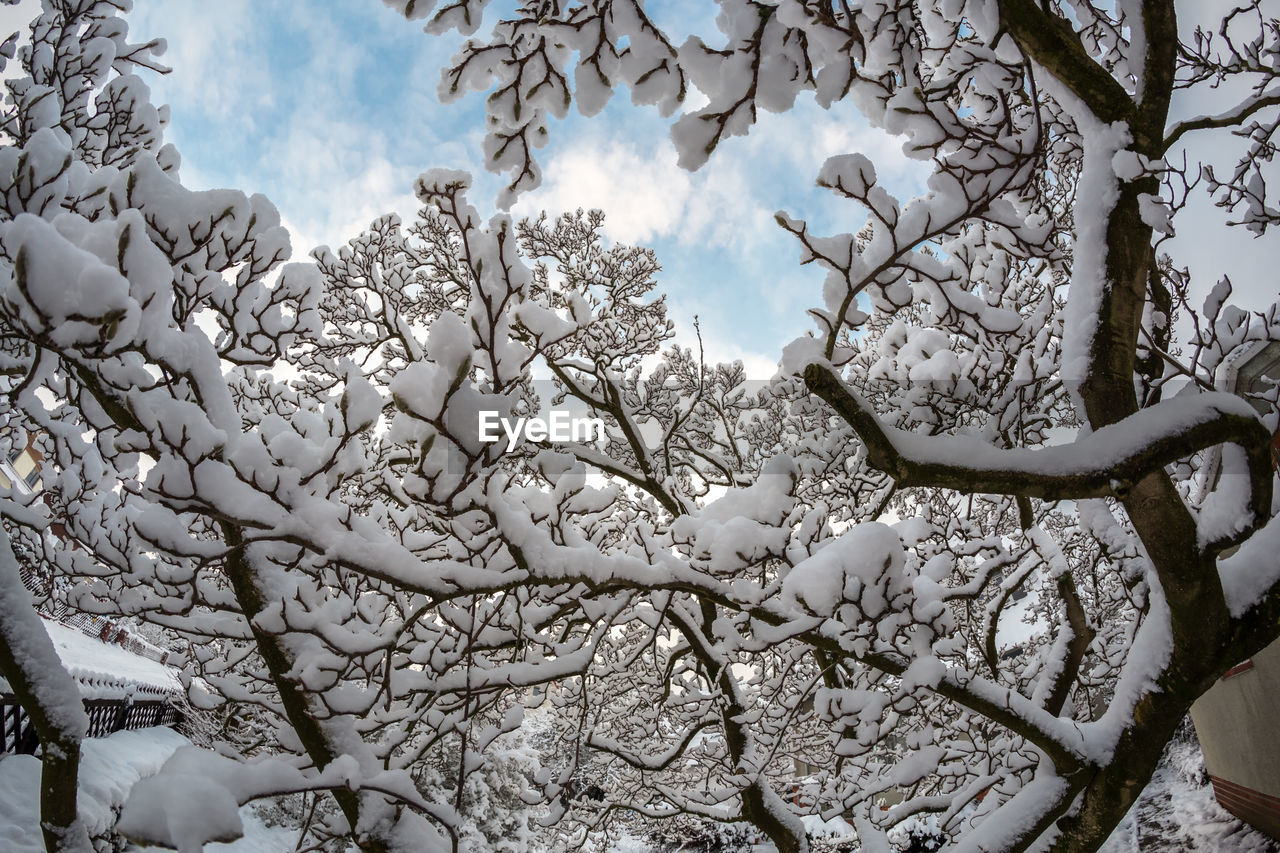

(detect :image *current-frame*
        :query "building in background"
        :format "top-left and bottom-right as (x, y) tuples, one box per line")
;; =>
(1190, 339), (1280, 839)
(0, 428), (173, 664)
(0, 430), (42, 496)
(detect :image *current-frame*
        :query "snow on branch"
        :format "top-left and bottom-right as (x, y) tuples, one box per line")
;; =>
(803, 362), (1273, 530)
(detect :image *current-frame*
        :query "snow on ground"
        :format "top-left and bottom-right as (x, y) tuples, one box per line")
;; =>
(0, 726), (189, 851)
(0, 724), (300, 853)
(800, 812), (857, 843)
(599, 832), (657, 853)
(1100, 723), (1278, 853)
(39, 618), (182, 698)
(0, 699), (1268, 853)
(128, 807), (301, 853)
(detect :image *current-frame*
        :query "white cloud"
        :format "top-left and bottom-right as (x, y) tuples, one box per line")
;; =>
(515, 136), (693, 244)
(123, 4), (433, 260)
(0, 1), (36, 43)
(517, 95), (929, 252)
(127, 1), (271, 121)
(502, 94), (935, 363)
(666, 321), (782, 380)
(278, 153), (419, 259)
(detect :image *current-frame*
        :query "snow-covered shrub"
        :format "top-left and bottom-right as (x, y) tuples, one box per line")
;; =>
(414, 738), (542, 853)
(648, 814), (755, 853)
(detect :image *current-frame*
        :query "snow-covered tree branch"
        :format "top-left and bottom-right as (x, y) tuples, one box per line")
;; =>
(382, 1), (1280, 851)
(0, 0), (1277, 852)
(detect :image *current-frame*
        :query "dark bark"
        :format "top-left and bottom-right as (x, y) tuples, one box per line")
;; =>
(1044, 3), (1248, 844)
(0, 646), (89, 853)
(1044, 575), (1097, 719)
(803, 362), (1271, 521)
(993, 0), (1277, 849)
(61, 365), (394, 852)
(667, 596), (807, 853)
(219, 523), (391, 853)
(996, 0), (1134, 124)
(804, 2), (1280, 849)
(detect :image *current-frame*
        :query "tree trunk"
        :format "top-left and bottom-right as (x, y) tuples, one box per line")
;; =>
(219, 524), (392, 853)
(0, 528), (92, 853)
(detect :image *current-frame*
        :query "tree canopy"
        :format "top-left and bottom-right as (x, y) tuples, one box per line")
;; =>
(1, 1), (1278, 852)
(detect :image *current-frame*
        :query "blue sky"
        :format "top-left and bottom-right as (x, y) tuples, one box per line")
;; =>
(1, 1), (1271, 375)
(115, 1), (932, 376)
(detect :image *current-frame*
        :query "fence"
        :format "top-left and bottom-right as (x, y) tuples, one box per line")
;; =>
(4, 536), (186, 757)
(52, 611), (173, 664)
(17, 555), (173, 666)
(0, 694), (184, 756)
